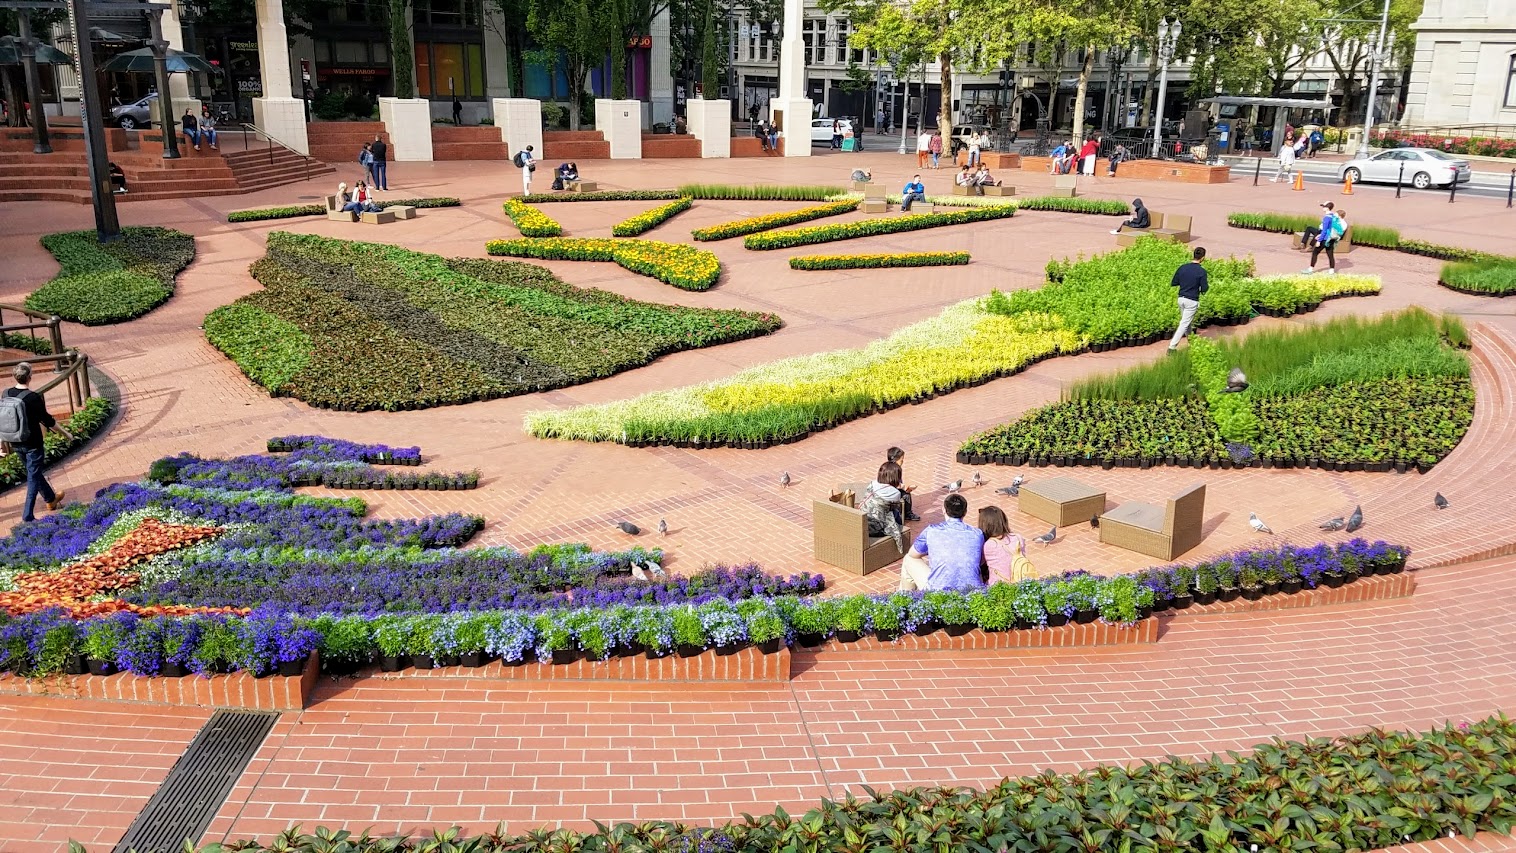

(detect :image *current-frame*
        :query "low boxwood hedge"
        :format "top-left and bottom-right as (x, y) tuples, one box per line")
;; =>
(789, 251), (970, 270)
(744, 204), (1016, 250)
(485, 237), (721, 291)
(520, 190), (683, 202)
(610, 197), (692, 237)
(502, 198), (563, 237)
(227, 197), (460, 223)
(692, 199), (859, 241)
(1440, 257), (1516, 296)
(1013, 196), (1131, 215)
(0, 396), (114, 493)
(678, 183), (844, 200)
(24, 227), (194, 325)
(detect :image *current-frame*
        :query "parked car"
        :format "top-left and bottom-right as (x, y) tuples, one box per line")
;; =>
(950, 124), (994, 156)
(110, 93), (157, 130)
(1339, 147), (1471, 189)
(811, 117), (853, 144)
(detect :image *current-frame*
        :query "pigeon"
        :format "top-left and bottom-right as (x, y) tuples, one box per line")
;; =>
(1033, 525), (1057, 546)
(995, 485), (1019, 497)
(1319, 517), (1346, 531)
(1345, 505), (1364, 533)
(780, 472), (791, 489)
(972, 471), (986, 488)
(1090, 515), (1100, 529)
(631, 562), (649, 581)
(942, 479), (963, 493)
(1434, 492), (1449, 510)
(1011, 474), (1025, 489)
(616, 521), (640, 535)
(647, 560), (666, 578)
(657, 517), (668, 536)
(1248, 513), (1273, 534)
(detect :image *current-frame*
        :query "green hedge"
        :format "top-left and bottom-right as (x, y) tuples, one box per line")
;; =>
(789, 251), (970, 270)
(204, 233), (777, 410)
(1014, 196), (1131, 215)
(226, 197), (460, 223)
(103, 714), (1516, 853)
(1226, 211), (1507, 263)
(485, 237), (722, 291)
(520, 190), (683, 202)
(1440, 257), (1516, 296)
(678, 183), (844, 200)
(692, 200), (859, 241)
(0, 396), (114, 493)
(25, 227), (194, 325)
(610, 197), (692, 237)
(502, 198), (563, 237)
(744, 204), (1016, 250)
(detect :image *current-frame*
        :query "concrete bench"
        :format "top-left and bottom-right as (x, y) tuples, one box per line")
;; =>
(386, 205), (417, 220)
(325, 195), (357, 222)
(983, 184), (1014, 196)
(1048, 174), (1078, 198)
(360, 209), (397, 225)
(1289, 229), (1353, 254)
(1116, 212), (1193, 246)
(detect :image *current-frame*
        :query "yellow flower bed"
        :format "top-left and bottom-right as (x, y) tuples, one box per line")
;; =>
(502, 199), (563, 237)
(485, 237), (721, 291)
(691, 200), (860, 241)
(611, 198), (693, 237)
(789, 252), (970, 270)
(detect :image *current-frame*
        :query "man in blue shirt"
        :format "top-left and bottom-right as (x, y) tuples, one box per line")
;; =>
(898, 494), (986, 591)
(1168, 246), (1209, 352)
(901, 175), (926, 212)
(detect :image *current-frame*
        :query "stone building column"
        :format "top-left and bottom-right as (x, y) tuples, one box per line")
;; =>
(251, 0), (309, 153)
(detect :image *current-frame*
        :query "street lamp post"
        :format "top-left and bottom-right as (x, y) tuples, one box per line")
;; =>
(1105, 45), (1128, 134)
(1356, 0), (1391, 158)
(16, 14), (52, 153)
(1150, 18), (1180, 158)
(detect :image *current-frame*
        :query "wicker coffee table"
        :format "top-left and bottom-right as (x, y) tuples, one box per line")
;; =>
(1018, 476), (1106, 527)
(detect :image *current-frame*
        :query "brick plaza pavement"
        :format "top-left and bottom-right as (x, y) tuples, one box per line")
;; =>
(1, 150), (1515, 851)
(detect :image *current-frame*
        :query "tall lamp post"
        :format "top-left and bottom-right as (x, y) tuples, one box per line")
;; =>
(1149, 17), (1180, 158)
(1104, 44), (1128, 134)
(1356, 0), (1391, 157)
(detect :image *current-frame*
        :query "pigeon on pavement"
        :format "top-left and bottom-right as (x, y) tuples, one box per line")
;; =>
(1011, 474), (1025, 488)
(657, 518), (668, 536)
(995, 485), (1018, 496)
(647, 561), (666, 578)
(1434, 492), (1449, 510)
(780, 472), (791, 488)
(1090, 516), (1100, 528)
(1249, 513), (1273, 534)
(616, 521), (640, 535)
(1033, 525), (1057, 545)
(1319, 517), (1346, 531)
(1346, 505), (1364, 533)
(972, 472), (986, 487)
(942, 479), (963, 493)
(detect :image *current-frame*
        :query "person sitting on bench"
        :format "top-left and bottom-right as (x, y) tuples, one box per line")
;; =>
(108, 162), (128, 194)
(901, 174), (927, 211)
(973, 165), (1001, 189)
(342, 181), (380, 214)
(955, 166), (981, 195)
(552, 162), (579, 190)
(1111, 197), (1151, 235)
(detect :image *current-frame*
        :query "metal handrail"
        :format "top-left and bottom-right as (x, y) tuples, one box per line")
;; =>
(0, 303), (93, 413)
(238, 121), (315, 183)
(0, 303), (67, 362)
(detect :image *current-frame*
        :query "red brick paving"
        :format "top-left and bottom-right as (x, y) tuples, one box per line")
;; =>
(1, 154), (1515, 851)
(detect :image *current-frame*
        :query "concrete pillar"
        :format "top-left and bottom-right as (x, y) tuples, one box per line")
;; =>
(493, 97), (542, 158)
(773, 0), (811, 157)
(649, 8), (674, 126)
(379, 96), (433, 160)
(482, 3), (511, 100)
(251, 0), (309, 154)
(687, 98), (730, 157)
(595, 98), (643, 158)
(162, 1), (199, 116)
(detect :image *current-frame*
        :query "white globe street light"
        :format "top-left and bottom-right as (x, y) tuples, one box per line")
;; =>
(1150, 17), (1182, 159)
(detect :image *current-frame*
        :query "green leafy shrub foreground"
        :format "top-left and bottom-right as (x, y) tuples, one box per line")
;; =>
(25, 227), (194, 325)
(961, 309), (1472, 470)
(692, 199), (860, 241)
(611, 197), (692, 237)
(0, 397), (113, 493)
(526, 239), (1380, 447)
(83, 712), (1516, 853)
(789, 251), (970, 270)
(1440, 257), (1516, 296)
(744, 204), (1016, 250)
(502, 198), (564, 237)
(485, 237), (722, 291)
(226, 198), (460, 223)
(203, 232), (779, 411)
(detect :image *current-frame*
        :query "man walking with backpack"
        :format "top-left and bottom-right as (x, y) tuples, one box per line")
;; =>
(369, 134), (389, 190)
(513, 144), (536, 195)
(1, 363), (74, 523)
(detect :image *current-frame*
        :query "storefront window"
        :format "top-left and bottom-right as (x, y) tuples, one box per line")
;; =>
(416, 43), (432, 96)
(415, 41), (487, 98)
(1506, 54), (1516, 109)
(335, 41), (367, 64)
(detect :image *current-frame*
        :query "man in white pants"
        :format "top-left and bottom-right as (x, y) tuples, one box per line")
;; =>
(515, 144), (536, 195)
(1168, 246), (1209, 352)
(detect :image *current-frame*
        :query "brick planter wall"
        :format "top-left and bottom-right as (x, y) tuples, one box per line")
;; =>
(1018, 156), (1230, 184)
(641, 134), (702, 158)
(732, 137), (785, 157)
(0, 651), (319, 711)
(380, 644), (791, 683)
(1170, 570), (1415, 618)
(796, 616), (1157, 658)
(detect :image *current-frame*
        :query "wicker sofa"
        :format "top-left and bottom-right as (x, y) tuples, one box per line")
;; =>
(812, 483), (905, 576)
(1097, 482), (1207, 560)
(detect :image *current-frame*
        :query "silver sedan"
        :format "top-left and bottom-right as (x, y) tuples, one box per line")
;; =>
(1338, 147), (1472, 190)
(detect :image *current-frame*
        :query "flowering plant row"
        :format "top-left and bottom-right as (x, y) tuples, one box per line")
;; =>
(520, 190), (683, 202)
(0, 397), (113, 495)
(485, 237), (723, 291)
(525, 240), (1378, 447)
(1370, 128), (1516, 158)
(1226, 211), (1504, 265)
(691, 199), (859, 241)
(743, 204), (1016, 250)
(206, 233), (774, 410)
(610, 197), (693, 237)
(502, 198), (564, 237)
(788, 251), (969, 270)
(226, 197), (460, 223)
(147, 435), (477, 492)
(0, 541), (1404, 677)
(265, 435), (421, 463)
(26, 227), (195, 325)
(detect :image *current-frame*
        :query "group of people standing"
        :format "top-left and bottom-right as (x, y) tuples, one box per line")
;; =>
(357, 135), (390, 190)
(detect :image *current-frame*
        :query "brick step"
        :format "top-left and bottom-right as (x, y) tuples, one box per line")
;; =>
(431, 126), (502, 143)
(0, 163), (91, 177)
(0, 189), (91, 203)
(641, 136), (702, 158)
(2, 176), (91, 190)
(544, 131), (607, 143)
(542, 140), (610, 160)
(232, 166), (333, 189)
(118, 165), (235, 181)
(433, 141), (509, 160)
(131, 176), (244, 192)
(308, 146), (380, 165)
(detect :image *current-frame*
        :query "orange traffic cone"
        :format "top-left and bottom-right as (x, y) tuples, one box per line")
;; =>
(1291, 171), (1305, 191)
(1342, 173), (1354, 195)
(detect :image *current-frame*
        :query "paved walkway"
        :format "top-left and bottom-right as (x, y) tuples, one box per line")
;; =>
(1, 153), (1515, 851)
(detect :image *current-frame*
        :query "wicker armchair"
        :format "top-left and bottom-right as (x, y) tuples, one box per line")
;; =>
(1098, 483), (1207, 560)
(812, 483), (905, 576)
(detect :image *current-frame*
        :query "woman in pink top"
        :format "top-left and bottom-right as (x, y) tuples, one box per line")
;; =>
(978, 506), (1028, 584)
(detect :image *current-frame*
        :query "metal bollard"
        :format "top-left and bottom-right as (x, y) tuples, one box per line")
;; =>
(1509, 169), (1514, 208)
(1396, 163), (1403, 198)
(1254, 157), (1261, 186)
(1449, 176), (1458, 204)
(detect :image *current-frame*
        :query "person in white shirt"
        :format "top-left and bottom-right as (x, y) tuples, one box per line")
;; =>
(916, 131), (931, 169)
(515, 144), (536, 195)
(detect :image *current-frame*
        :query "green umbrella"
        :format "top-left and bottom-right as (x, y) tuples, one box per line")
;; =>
(99, 46), (214, 74)
(0, 35), (73, 65)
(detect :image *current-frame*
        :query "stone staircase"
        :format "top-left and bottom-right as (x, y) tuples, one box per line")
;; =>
(432, 125), (508, 161)
(0, 145), (333, 204)
(641, 133), (701, 158)
(542, 130), (610, 160)
(306, 120), (388, 167)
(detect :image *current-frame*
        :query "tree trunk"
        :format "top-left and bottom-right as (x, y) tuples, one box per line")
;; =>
(1071, 44), (1094, 144)
(568, 67), (583, 130)
(937, 51), (952, 142)
(1140, 48), (1157, 127)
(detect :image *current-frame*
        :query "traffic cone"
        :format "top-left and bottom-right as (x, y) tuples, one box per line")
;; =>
(1342, 173), (1354, 195)
(1292, 171), (1305, 192)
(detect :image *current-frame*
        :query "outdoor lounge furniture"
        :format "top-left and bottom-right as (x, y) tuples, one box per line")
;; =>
(1116, 212), (1193, 246)
(862, 182), (888, 214)
(324, 195), (356, 222)
(812, 483), (904, 576)
(1098, 482), (1207, 560)
(360, 209), (397, 224)
(982, 184), (1014, 196)
(1049, 174), (1078, 198)
(1289, 229), (1353, 254)
(387, 205), (417, 220)
(567, 180), (598, 192)
(1018, 476), (1106, 527)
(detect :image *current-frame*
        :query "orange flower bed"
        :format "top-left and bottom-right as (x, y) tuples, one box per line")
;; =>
(0, 518), (244, 618)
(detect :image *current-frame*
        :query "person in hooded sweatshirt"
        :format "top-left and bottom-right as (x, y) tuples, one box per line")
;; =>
(1111, 198), (1151, 235)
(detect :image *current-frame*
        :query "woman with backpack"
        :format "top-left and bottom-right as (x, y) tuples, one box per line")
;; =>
(513, 144), (536, 195)
(359, 143), (375, 185)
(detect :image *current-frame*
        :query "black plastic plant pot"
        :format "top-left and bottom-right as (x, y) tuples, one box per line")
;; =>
(1170, 594), (1194, 610)
(834, 630), (862, 644)
(757, 638), (784, 654)
(63, 654), (88, 675)
(675, 643), (705, 658)
(1074, 608), (1099, 624)
(945, 623), (974, 637)
(873, 629), (901, 643)
(551, 648), (582, 665)
(277, 658), (306, 677)
(1240, 586), (1265, 601)
(379, 654), (408, 672)
(1045, 613), (1069, 627)
(460, 651), (490, 668)
(796, 632), (826, 648)
(86, 658), (116, 677)
(1282, 579), (1304, 595)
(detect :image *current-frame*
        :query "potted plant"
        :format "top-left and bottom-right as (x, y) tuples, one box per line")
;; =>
(316, 615), (372, 675)
(1213, 560), (1241, 602)
(484, 612), (536, 666)
(456, 613), (496, 668)
(671, 606), (708, 657)
(927, 591), (975, 636)
(865, 597), (903, 642)
(275, 622), (321, 677)
(37, 617), (86, 676)
(1010, 581), (1045, 629)
(1170, 567), (1196, 609)
(1260, 566), (1282, 597)
(1238, 566), (1265, 600)
(904, 595), (940, 635)
(790, 600), (833, 647)
(374, 616), (410, 671)
(535, 613), (579, 664)
(835, 597), (868, 643)
(699, 604), (749, 655)
(971, 585), (1016, 632)
(743, 604), (787, 654)
(191, 617), (242, 675)
(567, 612), (613, 661)
(1069, 575), (1100, 623)
(1192, 565), (1219, 606)
(1095, 576), (1140, 624)
(81, 614), (134, 676)
(1042, 582), (1072, 627)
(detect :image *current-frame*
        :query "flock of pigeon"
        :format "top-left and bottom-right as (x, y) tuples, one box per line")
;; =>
(608, 471), (1450, 560)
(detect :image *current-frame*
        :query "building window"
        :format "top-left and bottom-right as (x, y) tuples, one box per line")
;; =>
(1506, 54), (1516, 109)
(803, 19), (822, 65)
(416, 41), (486, 98)
(833, 21), (848, 65)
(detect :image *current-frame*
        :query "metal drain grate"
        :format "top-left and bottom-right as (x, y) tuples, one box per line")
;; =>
(113, 710), (279, 853)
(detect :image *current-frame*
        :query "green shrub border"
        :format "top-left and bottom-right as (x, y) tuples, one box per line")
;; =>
(789, 251), (970, 270)
(25, 227), (195, 326)
(227, 197), (461, 223)
(1439, 257), (1516, 297)
(744, 204), (1016, 250)
(1013, 196), (1131, 215)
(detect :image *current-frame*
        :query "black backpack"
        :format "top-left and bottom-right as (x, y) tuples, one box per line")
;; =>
(512, 151), (526, 167)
